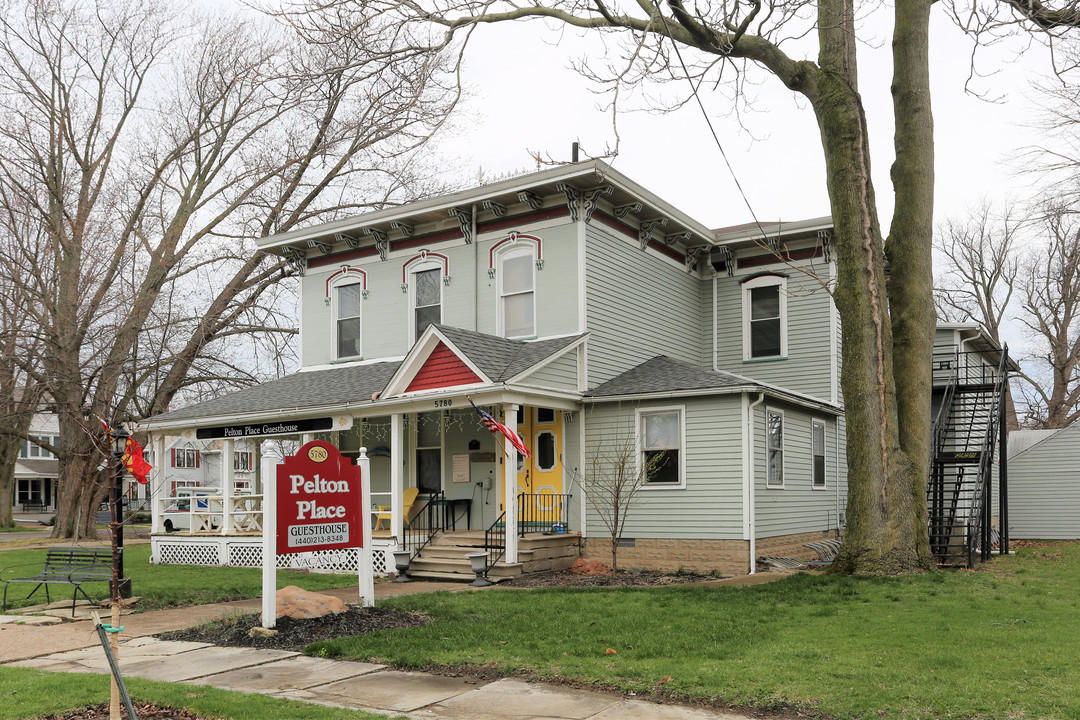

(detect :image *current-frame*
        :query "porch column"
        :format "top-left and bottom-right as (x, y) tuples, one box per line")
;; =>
(151, 433), (167, 534)
(221, 438), (234, 535)
(503, 403), (519, 564)
(391, 412), (404, 544)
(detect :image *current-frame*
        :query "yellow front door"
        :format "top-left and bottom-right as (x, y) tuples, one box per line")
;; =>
(516, 407), (564, 529)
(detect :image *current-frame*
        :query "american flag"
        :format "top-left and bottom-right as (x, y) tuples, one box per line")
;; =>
(468, 397), (531, 459)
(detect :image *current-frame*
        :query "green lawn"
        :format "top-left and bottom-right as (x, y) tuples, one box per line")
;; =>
(307, 542), (1080, 720)
(0, 666), (398, 720)
(0, 543), (357, 611)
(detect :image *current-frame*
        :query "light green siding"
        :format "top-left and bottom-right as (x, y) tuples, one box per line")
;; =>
(1007, 424), (1080, 539)
(754, 404), (844, 537)
(582, 396), (745, 540)
(299, 220), (581, 367)
(713, 259), (836, 400)
(518, 351), (579, 391)
(584, 225), (703, 387)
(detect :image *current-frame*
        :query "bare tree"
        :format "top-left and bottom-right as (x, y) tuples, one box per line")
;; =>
(0, 0), (459, 538)
(580, 412), (667, 572)
(933, 202), (1022, 429)
(1016, 204), (1080, 428)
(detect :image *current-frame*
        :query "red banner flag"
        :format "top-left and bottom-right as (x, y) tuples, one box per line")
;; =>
(123, 437), (153, 484)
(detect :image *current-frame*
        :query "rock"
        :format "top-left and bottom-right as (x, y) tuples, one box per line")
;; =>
(570, 558), (610, 576)
(248, 626), (278, 639)
(275, 585), (347, 619)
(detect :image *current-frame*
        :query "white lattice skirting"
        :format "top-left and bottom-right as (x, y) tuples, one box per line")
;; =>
(153, 537), (390, 577)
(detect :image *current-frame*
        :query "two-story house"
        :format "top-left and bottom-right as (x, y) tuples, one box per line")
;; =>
(142, 160), (849, 577)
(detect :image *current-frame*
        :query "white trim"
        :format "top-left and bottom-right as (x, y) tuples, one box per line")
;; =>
(407, 260), (444, 345)
(300, 356), (405, 373)
(746, 392), (765, 574)
(381, 325), (492, 399)
(742, 274), (788, 361)
(577, 217), (587, 334)
(765, 407), (785, 489)
(829, 262), (839, 405)
(330, 275), (365, 361)
(635, 405), (686, 490)
(811, 418), (827, 490)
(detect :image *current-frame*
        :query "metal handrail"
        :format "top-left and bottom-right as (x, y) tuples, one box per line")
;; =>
(402, 491), (447, 558)
(483, 511), (506, 575)
(517, 492), (572, 536)
(965, 347), (1010, 566)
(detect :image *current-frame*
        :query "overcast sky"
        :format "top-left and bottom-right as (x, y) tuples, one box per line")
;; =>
(432, 10), (1051, 233)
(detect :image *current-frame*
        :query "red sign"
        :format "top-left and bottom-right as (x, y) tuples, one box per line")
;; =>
(277, 441), (363, 555)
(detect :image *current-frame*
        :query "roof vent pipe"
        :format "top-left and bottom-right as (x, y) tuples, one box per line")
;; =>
(572, 141), (579, 163)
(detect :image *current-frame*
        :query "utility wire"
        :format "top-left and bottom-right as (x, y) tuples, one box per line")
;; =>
(652, 3), (771, 242)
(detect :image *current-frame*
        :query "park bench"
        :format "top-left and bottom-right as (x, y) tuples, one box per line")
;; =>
(1, 547), (113, 616)
(20, 502), (48, 513)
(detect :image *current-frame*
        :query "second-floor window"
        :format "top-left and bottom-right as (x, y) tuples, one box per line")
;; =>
(21, 435), (59, 459)
(499, 246), (535, 338)
(334, 279), (364, 360)
(234, 451), (253, 472)
(412, 267), (441, 342)
(743, 274), (787, 360)
(171, 448), (200, 468)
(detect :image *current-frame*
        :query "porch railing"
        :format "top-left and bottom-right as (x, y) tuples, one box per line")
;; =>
(518, 492), (572, 534)
(484, 510), (507, 574)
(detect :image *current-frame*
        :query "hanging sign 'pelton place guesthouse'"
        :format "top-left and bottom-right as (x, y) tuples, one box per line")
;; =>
(276, 441), (363, 555)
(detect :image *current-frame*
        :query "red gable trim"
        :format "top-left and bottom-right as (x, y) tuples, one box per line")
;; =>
(406, 342), (482, 392)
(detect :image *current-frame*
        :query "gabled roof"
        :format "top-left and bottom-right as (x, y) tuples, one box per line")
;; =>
(434, 326), (584, 382)
(585, 355), (842, 414)
(143, 361), (399, 427)
(380, 324), (586, 398)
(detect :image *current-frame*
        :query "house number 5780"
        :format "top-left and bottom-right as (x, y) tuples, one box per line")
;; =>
(434, 399), (453, 408)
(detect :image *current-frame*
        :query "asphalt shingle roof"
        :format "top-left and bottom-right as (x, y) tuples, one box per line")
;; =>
(585, 356), (754, 398)
(434, 326), (585, 381)
(147, 361), (400, 424)
(145, 326), (585, 426)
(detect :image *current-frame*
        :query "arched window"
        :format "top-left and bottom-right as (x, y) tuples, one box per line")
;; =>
(742, 274), (788, 360)
(498, 245), (535, 338)
(333, 278), (364, 360)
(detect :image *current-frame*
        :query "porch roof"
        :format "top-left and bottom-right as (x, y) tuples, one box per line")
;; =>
(14, 458), (59, 477)
(142, 360), (399, 428)
(584, 355), (842, 414)
(427, 325), (585, 382)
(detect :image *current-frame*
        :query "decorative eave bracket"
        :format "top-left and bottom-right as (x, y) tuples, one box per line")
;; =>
(448, 207), (474, 244)
(638, 218), (668, 250)
(817, 229), (832, 262)
(715, 245), (735, 277)
(363, 227), (390, 261)
(556, 183), (612, 223)
(685, 245), (709, 274)
(281, 246), (307, 276)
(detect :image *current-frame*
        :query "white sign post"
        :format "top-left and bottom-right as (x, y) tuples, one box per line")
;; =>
(357, 447), (374, 607)
(261, 446), (280, 628)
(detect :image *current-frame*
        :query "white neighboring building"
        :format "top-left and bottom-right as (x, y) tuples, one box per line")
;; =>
(1006, 424), (1080, 539)
(11, 414), (60, 513)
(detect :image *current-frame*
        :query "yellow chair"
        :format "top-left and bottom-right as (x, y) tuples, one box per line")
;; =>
(376, 487), (420, 530)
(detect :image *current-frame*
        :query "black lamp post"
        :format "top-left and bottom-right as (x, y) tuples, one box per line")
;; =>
(111, 422), (132, 599)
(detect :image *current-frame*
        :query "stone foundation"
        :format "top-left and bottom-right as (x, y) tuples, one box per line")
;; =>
(583, 537), (749, 575)
(582, 529), (841, 576)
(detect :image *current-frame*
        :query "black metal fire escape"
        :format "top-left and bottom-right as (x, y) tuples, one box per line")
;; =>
(927, 347), (1010, 568)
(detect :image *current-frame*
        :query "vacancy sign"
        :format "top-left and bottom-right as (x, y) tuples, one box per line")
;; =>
(276, 441), (363, 555)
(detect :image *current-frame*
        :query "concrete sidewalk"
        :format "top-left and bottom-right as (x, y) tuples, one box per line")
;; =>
(1, 578), (772, 720)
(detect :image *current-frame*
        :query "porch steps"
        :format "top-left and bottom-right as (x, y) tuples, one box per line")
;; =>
(406, 530), (582, 583)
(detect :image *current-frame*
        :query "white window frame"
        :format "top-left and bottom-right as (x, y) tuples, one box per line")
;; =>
(636, 406), (686, 490)
(408, 261), (443, 344)
(742, 274), (788, 361)
(332, 276), (364, 360)
(766, 408), (785, 488)
(811, 419), (827, 489)
(497, 245), (536, 339)
(172, 448), (199, 469)
(233, 451), (254, 473)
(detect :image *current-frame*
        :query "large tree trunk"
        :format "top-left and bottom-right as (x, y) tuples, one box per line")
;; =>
(812, 0), (930, 574)
(0, 438), (18, 528)
(886, 0), (936, 569)
(51, 413), (109, 539)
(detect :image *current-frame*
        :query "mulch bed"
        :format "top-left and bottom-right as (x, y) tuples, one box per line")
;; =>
(40, 702), (202, 720)
(501, 568), (718, 588)
(159, 605), (426, 651)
